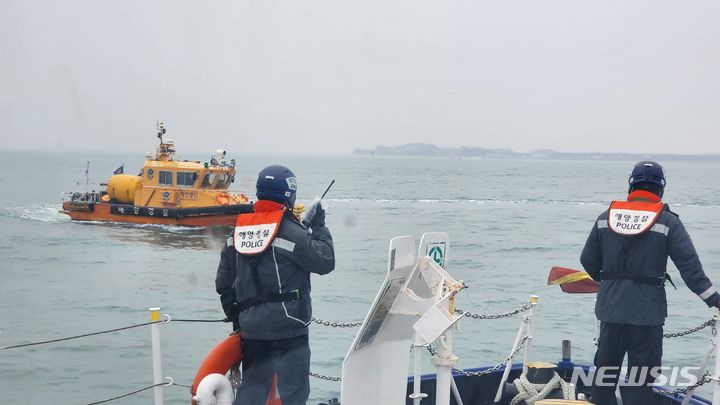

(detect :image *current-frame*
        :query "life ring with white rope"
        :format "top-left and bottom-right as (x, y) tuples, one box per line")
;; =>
(191, 332), (281, 405)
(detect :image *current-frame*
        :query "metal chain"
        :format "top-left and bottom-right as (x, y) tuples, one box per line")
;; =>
(455, 302), (532, 320)
(312, 302), (532, 326)
(654, 372), (714, 395)
(664, 319), (716, 339)
(450, 336), (530, 378)
(310, 371), (342, 382)
(311, 317), (363, 328)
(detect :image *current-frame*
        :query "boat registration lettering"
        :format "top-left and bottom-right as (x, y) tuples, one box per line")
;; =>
(234, 223), (277, 254)
(179, 190), (197, 200)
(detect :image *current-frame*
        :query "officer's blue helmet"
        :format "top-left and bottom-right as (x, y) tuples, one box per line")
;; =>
(256, 165), (297, 207)
(628, 161), (666, 195)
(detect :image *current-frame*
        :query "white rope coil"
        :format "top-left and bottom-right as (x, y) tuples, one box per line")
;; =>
(510, 372), (575, 405)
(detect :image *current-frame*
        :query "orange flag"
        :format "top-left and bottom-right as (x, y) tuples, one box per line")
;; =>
(547, 266), (599, 294)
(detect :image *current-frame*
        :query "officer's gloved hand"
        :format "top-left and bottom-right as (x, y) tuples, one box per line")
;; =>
(222, 316), (241, 332)
(311, 203), (325, 228)
(225, 303), (241, 332)
(708, 292), (720, 310)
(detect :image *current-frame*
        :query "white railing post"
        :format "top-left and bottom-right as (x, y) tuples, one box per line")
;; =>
(434, 331), (454, 405)
(522, 295), (539, 374)
(149, 307), (164, 405)
(449, 377), (464, 405)
(681, 319), (718, 405)
(410, 334), (427, 405)
(493, 306), (529, 403)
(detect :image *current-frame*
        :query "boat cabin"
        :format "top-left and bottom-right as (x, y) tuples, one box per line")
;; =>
(127, 140), (242, 208)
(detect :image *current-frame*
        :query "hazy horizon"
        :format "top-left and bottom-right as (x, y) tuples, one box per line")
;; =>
(4, 142), (720, 159)
(2, 1), (719, 155)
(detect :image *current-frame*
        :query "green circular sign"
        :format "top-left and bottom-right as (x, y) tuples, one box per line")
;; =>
(428, 246), (444, 265)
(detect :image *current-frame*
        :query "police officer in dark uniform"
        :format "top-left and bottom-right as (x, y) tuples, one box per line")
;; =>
(216, 165), (335, 405)
(581, 161), (720, 405)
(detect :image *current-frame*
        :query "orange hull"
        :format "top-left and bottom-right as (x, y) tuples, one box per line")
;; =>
(61, 202), (241, 227)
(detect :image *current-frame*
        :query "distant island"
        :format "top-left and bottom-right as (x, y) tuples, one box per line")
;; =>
(353, 143), (720, 161)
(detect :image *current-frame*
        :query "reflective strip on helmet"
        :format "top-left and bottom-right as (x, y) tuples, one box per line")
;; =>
(649, 223), (669, 236)
(629, 161), (666, 189)
(597, 220), (608, 229)
(699, 285), (717, 300)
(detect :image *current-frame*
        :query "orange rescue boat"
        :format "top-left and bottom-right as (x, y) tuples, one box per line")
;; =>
(61, 122), (252, 227)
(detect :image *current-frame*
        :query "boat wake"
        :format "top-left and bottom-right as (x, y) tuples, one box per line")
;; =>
(0, 203), (69, 223)
(112, 222), (205, 233)
(0, 204), (221, 236)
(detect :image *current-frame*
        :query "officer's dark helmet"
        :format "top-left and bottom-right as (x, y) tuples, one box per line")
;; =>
(256, 165), (297, 208)
(628, 161), (666, 198)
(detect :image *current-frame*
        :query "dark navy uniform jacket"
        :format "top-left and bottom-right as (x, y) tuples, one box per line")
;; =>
(581, 192), (719, 326)
(216, 210), (335, 340)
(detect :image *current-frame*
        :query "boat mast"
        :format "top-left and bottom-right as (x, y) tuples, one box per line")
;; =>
(156, 121), (166, 144)
(155, 121), (174, 161)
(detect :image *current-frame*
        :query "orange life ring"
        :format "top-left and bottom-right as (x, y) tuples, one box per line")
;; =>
(191, 332), (282, 405)
(230, 193), (249, 205)
(216, 193), (231, 206)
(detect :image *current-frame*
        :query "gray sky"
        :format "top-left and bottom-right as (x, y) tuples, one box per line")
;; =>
(1, 1), (719, 155)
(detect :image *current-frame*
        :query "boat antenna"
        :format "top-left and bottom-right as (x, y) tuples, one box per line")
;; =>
(301, 180), (336, 226)
(156, 121), (166, 144)
(85, 161), (90, 186)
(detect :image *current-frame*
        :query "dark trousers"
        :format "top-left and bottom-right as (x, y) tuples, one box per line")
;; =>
(235, 335), (311, 405)
(591, 322), (663, 405)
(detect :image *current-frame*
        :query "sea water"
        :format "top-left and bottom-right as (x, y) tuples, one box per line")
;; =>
(1, 151), (720, 404)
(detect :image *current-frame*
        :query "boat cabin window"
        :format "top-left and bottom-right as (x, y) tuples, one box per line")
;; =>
(158, 171), (173, 186)
(177, 172), (197, 188)
(214, 173), (229, 189)
(201, 173), (217, 188)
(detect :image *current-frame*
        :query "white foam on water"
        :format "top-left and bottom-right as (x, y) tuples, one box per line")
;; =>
(0, 204), (69, 223)
(672, 203), (720, 208)
(0, 204), (215, 234)
(122, 222), (200, 233)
